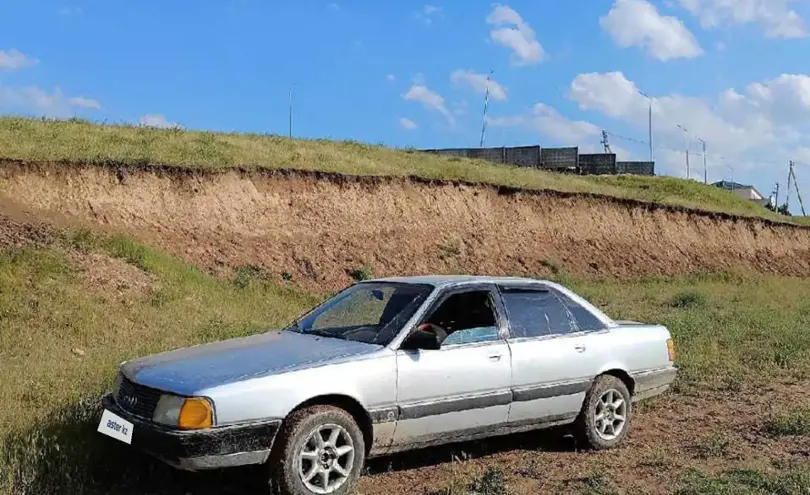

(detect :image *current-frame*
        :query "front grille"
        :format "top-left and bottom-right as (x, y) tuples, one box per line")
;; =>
(115, 374), (163, 420)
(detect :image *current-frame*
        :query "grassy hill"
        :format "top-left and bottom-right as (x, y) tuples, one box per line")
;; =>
(0, 117), (802, 226)
(3, 218), (810, 494)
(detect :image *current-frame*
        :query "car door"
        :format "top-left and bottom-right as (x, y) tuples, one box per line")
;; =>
(497, 284), (605, 425)
(392, 284), (512, 446)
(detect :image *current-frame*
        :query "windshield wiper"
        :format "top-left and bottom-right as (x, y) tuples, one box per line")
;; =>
(301, 328), (345, 340)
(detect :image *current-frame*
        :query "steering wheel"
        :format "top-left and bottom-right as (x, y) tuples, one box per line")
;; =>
(417, 322), (448, 343)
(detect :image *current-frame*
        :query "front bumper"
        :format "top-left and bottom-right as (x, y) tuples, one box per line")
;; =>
(101, 394), (282, 471)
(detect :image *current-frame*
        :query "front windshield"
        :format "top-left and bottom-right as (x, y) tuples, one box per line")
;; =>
(287, 282), (434, 346)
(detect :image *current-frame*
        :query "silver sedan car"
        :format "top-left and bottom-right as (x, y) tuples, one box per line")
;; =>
(98, 275), (677, 495)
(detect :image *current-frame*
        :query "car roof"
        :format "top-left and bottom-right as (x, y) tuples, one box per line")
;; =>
(366, 275), (548, 288)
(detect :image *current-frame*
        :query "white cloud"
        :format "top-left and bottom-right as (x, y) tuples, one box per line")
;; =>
(138, 114), (182, 129)
(489, 103), (602, 146)
(486, 5), (545, 65)
(453, 100), (469, 116)
(600, 0), (703, 61)
(386, 74), (396, 83)
(679, 0), (807, 38)
(0, 86), (100, 117)
(0, 49), (38, 70)
(399, 117), (418, 130)
(68, 96), (101, 110)
(402, 83), (454, 125)
(450, 70), (508, 101)
(567, 70), (810, 181)
(415, 5), (443, 24)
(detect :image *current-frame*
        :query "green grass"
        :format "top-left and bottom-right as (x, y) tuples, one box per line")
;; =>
(764, 407), (810, 437)
(0, 231), (318, 494)
(1, 117), (805, 225)
(676, 466), (810, 495)
(692, 432), (732, 459)
(4, 230), (810, 493)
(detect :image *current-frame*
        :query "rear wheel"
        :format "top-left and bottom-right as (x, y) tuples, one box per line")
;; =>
(573, 375), (632, 450)
(268, 405), (365, 495)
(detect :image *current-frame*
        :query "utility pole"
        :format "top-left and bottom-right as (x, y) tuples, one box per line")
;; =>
(288, 86), (293, 139)
(638, 91), (653, 163)
(677, 124), (690, 179)
(785, 161), (792, 213)
(698, 138), (707, 184)
(789, 161), (806, 216)
(601, 130), (612, 154)
(479, 69), (493, 148)
(775, 182), (780, 210)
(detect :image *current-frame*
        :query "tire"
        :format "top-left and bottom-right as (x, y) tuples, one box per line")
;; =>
(573, 375), (632, 450)
(267, 405), (366, 495)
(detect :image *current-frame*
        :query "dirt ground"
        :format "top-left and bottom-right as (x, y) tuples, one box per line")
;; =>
(2, 162), (810, 292)
(353, 380), (810, 494)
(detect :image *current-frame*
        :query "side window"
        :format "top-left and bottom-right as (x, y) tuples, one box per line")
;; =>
(422, 290), (500, 345)
(552, 291), (607, 332)
(500, 289), (573, 338)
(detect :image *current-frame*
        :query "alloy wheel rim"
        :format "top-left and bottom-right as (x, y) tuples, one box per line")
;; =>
(594, 388), (627, 441)
(298, 423), (355, 494)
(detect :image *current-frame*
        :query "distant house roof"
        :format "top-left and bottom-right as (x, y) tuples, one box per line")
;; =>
(712, 180), (766, 201)
(712, 180), (751, 190)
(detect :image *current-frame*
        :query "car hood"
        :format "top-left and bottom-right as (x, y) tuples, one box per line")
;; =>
(121, 331), (383, 396)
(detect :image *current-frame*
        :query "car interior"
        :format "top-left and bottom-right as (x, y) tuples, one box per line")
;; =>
(419, 290), (500, 346)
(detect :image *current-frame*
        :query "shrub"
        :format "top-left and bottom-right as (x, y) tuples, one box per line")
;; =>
(669, 290), (707, 308)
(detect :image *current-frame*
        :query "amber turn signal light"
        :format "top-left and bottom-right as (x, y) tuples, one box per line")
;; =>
(667, 338), (676, 362)
(178, 397), (213, 430)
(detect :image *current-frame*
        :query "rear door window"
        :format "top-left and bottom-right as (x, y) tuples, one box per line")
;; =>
(499, 288), (574, 338)
(551, 290), (607, 332)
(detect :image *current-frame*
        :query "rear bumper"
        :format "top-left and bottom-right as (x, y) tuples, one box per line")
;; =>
(631, 365), (678, 402)
(101, 394), (282, 471)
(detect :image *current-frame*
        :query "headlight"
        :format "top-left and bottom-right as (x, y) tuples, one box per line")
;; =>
(153, 395), (185, 426)
(152, 394), (214, 430)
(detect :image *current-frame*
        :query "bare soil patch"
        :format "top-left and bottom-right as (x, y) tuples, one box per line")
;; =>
(0, 200), (52, 250)
(2, 162), (810, 291)
(68, 251), (157, 303)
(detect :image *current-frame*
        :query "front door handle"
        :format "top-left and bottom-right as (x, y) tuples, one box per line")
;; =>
(574, 345), (586, 353)
(488, 353), (502, 361)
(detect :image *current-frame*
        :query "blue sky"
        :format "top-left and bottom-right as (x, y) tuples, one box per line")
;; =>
(3, 0), (810, 210)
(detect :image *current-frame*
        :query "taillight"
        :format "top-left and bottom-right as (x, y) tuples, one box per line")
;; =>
(667, 338), (676, 362)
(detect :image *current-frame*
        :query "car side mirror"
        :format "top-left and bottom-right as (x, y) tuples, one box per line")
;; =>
(402, 329), (441, 351)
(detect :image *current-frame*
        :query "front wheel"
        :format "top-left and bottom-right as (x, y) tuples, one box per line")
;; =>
(268, 405), (366, 495)
(573, 375), (632, 450)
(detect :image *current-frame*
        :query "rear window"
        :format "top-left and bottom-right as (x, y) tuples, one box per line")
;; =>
(500, 289), (574, 338)
(552, 291), (607, 332)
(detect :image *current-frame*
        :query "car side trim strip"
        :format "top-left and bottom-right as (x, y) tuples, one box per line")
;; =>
(369, 379), (592, 424)
(398, 390), (513, 420)
(511, 380), (591, 402)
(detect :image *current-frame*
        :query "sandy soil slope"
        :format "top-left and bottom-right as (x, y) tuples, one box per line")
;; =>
(2, 161), (809, 290)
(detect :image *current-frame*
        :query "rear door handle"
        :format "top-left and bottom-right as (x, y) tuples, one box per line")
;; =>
(574, 345), (586, 353)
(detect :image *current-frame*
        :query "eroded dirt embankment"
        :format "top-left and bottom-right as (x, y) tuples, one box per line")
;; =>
(2, 160), (810, 289)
